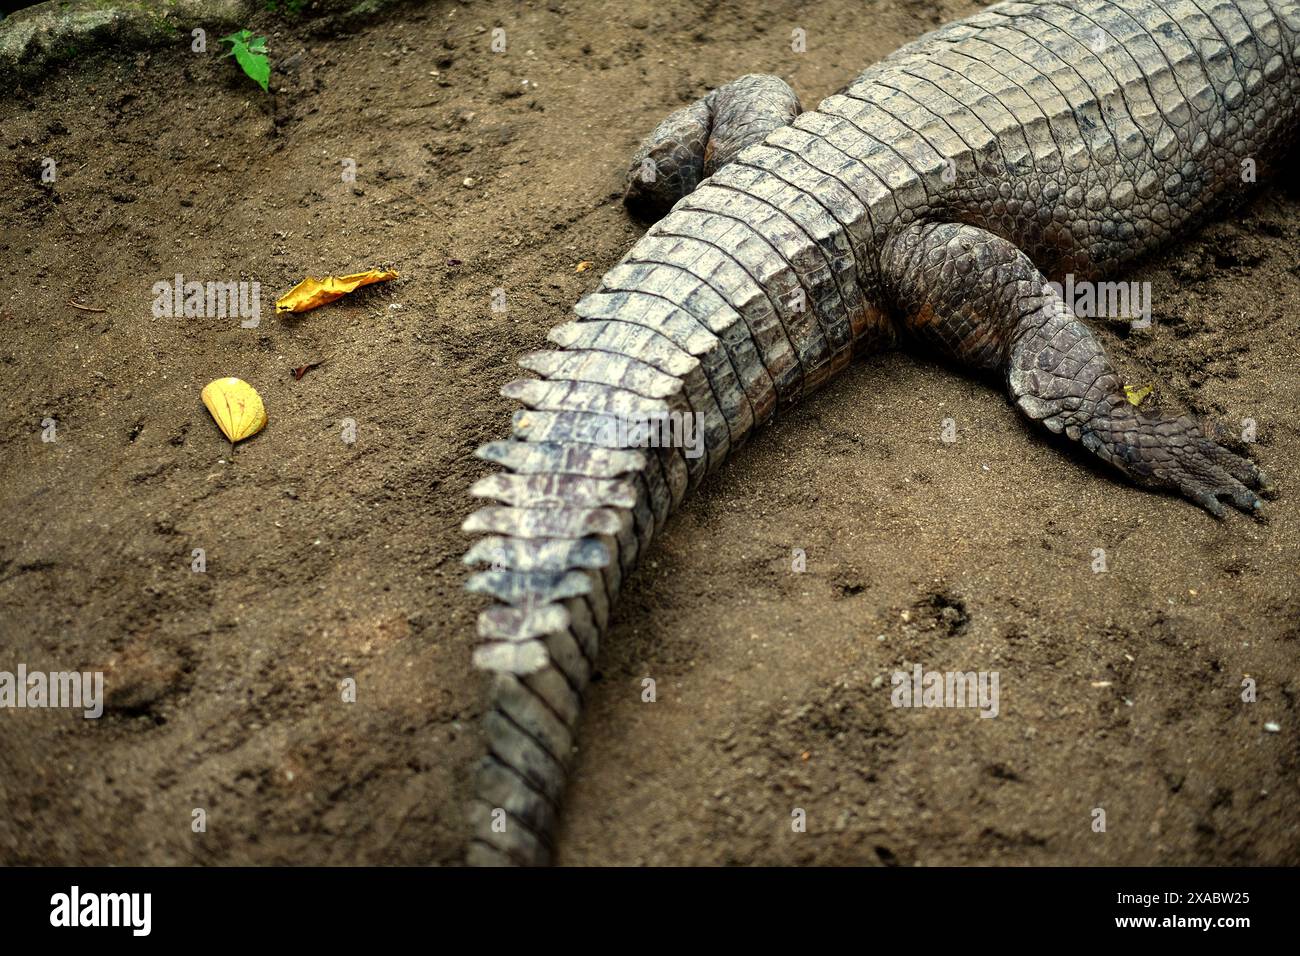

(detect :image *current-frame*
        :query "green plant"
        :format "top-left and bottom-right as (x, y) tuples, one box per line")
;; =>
(219, 30), (270, 93)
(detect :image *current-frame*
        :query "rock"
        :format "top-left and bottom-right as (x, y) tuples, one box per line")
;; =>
(0, 0), (253, 84)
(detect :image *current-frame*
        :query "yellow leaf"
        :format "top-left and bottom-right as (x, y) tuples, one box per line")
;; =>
(1123, 384), (1153, 406)
(575, 260), (593, 273)
(275, 268), (399, 314)
(202, 377), (267, 444)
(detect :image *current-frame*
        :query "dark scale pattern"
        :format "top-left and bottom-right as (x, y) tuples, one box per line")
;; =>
(622, 73), (803, 220)
(464, 0), (1300, 864)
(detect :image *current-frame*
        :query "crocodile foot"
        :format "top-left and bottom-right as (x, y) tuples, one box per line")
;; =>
(623, 74), (801, 222)
(1077, 400), (1271, 517)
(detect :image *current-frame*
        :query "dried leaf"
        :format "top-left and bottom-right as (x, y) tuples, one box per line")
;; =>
(275, 269), (399, 314)
(202, 377), (267, 444)
(291, 360), (325, 381)
(1123, 384), (1153, 406)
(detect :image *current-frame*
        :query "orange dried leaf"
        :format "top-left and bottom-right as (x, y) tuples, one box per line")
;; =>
(275, 269), (399, 314)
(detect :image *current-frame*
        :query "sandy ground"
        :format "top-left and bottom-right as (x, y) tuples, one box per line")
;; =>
(1, 0), (1297, 866)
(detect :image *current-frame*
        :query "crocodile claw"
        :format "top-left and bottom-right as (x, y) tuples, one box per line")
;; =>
(1100, 411), (1271, 518)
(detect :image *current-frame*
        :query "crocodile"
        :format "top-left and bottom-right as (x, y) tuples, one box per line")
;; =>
(461, 0), (1300, 865)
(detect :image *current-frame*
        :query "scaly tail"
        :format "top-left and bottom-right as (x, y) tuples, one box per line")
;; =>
(467, 300), (727, 860)
(463, 74), (807, 865)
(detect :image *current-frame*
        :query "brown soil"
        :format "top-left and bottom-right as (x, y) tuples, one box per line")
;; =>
(1, 0), (1297, 866)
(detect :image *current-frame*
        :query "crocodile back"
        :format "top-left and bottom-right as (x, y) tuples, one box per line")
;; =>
(831, 0), (1300, 279)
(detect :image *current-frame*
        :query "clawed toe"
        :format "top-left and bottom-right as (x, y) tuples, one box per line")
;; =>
(1176, 441), (1268, 517)
(1204, 441), (1270, 493)
(1182, 482), (1228, 518)
(1227, 483), (1265, 514)
(1177, 479), (1264, 518)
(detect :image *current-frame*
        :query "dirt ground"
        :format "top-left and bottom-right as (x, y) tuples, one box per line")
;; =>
(1, 0), (1297, 866)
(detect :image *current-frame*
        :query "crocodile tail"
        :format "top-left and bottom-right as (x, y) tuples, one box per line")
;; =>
(463, 333), (707, 865)
(464, 158), (806, 862)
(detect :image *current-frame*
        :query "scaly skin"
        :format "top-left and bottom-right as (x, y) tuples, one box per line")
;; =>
(463, 0), (1300, 864)
(623, 74), (804, 220)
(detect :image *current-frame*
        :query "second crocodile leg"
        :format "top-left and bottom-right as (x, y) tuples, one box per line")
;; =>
(880, 221), (1269, 517)
(623, 74), (802, 222)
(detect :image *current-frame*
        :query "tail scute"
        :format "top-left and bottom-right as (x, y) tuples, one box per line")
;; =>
(464, 320), (705, 862)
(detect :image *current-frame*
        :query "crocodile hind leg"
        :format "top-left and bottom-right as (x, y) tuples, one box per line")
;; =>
(623, 74), (801, 221)
(880, 221), (1270, 517)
